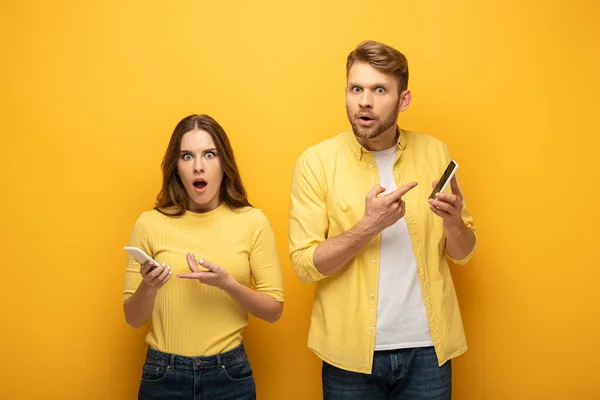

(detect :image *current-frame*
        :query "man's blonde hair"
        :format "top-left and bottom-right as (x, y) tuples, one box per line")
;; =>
(346, 40), (409, 94)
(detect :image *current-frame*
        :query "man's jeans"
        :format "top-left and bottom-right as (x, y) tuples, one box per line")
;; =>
(323, 346), (452, 400)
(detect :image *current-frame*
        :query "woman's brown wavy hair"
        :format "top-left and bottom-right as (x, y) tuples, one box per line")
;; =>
(155, 114), (251, 217)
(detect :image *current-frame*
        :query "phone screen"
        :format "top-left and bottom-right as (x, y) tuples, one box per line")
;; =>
(429, 160), (458, 200)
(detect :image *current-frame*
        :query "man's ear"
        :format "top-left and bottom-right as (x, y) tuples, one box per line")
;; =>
(399, 90), (412, 112)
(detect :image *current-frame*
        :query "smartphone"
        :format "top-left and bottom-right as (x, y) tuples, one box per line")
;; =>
(429, 160), (459, 200)
(124, 246), (158, 272)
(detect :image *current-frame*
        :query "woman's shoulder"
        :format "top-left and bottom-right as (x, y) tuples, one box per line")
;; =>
(133, 207), (177, 226)
(230, 205), (270, 225)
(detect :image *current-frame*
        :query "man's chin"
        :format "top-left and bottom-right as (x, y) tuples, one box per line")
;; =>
(352, 125), (382, 139)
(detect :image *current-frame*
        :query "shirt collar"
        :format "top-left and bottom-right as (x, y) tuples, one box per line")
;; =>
(343, 127), (407, 160)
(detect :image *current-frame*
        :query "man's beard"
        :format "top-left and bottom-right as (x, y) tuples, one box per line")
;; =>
(347, 100), (400, 139)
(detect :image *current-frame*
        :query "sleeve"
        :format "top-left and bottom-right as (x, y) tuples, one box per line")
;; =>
(248, 210), (284, 302)
(123, 213), (152, 302)
(441, 144), (477, 265)
(288, 151), (329, 284)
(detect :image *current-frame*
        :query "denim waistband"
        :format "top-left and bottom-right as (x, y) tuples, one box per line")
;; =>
(144, 344), (248, 371)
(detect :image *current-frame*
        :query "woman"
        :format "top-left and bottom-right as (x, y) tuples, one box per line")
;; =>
(123, 114), (284, 400)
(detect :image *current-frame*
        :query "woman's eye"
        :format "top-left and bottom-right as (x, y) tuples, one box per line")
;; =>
(182, 154), (192, 161)
(205, 152), (216, 159)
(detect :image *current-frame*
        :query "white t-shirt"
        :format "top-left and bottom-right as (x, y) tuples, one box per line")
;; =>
(371, 146), (434, 351)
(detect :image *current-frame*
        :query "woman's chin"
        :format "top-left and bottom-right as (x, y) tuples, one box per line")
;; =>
(188, 194), (221, 213)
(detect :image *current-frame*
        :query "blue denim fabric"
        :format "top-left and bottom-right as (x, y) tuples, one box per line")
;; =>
(322, 346), (452, 400)
(138, 344), (255, 400)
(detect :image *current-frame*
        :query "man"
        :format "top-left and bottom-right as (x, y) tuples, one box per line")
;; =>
(288, 40), (477, 399)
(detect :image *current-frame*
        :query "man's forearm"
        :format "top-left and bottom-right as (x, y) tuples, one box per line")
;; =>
(313, 219), (378, 276)
(445, 222), (476, 260)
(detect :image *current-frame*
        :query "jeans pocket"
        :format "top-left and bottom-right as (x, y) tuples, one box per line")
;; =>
(141, 363), (170, 383)
(220, 358), (253, 382)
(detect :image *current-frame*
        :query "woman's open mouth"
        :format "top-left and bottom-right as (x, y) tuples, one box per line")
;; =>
(193, 179), (207, 192)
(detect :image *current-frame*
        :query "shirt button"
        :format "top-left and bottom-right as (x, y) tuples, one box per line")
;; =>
(371, 259), (376, 264)
(369, 326), (374, 331)
(369, 164), (374, 169)
(370, 293), (375, 298)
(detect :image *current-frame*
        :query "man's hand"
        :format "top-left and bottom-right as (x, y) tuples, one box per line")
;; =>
(360, 182), (418, 234)
(429, 175), (464, 233)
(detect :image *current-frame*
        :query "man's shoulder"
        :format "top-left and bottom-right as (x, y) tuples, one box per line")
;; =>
(404, 129), (448, 149)
(403, 130), (452, 160)
(297, 132), (347, 161)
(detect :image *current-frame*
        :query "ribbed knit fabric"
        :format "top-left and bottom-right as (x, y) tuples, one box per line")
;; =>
(123, 204), (283, 357)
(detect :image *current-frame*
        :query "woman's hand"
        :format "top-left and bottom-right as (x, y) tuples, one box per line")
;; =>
(177, 252), (233, 290)
(140, 261), (171, 289)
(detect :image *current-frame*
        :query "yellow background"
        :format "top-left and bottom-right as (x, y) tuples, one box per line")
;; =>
(1, 1), (599, 399)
